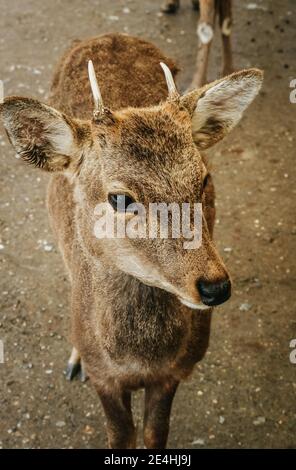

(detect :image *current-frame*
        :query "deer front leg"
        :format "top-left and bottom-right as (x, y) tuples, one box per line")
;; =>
(144, 380), (179, 449)
(191, 0), (216, 88)
(218, 0), (233, 76)
(96, 388), (136, 449)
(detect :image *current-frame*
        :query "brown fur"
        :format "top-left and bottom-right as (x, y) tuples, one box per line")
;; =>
(49, 33), (179, 117)
(0, 33), (262, 448)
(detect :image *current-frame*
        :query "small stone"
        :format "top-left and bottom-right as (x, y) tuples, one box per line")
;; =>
(43, 243), (53, 252)
(56, 421), (66, 428)
(239, 303), (252, 312)
(224, 247), (232, 253)
(253, 416), (266, 426)
(219, 415), (225, 424)
(246, 3), (259, 9)
(192, 438), (205, 445)
(246, 3), (266, 10)
(83, 425), (95, 435)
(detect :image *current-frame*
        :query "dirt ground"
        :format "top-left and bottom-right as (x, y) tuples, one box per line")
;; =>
(0, 0), (295, 449)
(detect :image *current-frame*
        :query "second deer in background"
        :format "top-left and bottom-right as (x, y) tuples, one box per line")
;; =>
(162, 0), (233, 88)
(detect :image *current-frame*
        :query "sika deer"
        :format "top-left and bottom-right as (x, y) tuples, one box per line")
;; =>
(162, 0), (234, 88)
(0, 33), (262, 448)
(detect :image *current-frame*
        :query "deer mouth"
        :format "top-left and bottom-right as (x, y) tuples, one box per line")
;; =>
(179, 297), (212, 311)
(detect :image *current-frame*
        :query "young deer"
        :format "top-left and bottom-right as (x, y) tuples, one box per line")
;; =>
(1, 33), (262, 448)
(162, 0), (233, 88)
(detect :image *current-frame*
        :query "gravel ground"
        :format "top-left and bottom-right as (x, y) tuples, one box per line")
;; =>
(0, 0), (295, 448)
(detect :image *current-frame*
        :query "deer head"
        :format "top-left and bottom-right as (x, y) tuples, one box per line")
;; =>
(0, 64), (263, 309)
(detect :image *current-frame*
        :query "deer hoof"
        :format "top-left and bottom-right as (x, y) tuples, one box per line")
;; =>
(65, 361), (81, 381)
(65, 347), (88, 382)
(65, 360), (88, 382)
(192, 0), (199, 11)
(161, 1), (180, 14)
(79, 362), (88, 382)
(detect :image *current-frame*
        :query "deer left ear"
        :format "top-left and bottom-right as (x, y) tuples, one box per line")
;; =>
(181, 69), (263, 149)
(0, 96), (90, 172)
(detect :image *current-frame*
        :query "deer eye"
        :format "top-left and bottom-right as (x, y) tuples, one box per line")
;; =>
(108, 193), (136, 213)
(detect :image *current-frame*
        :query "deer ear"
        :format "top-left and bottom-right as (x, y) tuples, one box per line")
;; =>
(0, 97), (90, 172)
(181, 69), (263, 149)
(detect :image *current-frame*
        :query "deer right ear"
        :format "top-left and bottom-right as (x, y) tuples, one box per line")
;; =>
(181, 69), (263, 149)
(0, 97), (91, 172)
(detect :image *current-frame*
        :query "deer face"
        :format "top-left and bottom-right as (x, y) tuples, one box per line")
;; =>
(1, 66), (262, 309)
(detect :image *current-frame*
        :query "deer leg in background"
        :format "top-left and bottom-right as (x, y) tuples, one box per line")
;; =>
(219, 0), (234, 76)
(97, 388), (136, 449)
(191, 0), (216, 89)
(161, 0), (180, 14)
(144, 381), (179, 449)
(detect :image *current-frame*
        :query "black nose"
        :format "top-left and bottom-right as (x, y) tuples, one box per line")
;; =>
(197, 278), (231, 306)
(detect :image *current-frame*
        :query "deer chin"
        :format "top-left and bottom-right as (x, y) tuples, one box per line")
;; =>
(179, 297), (211, 311)
(113, 252), (212, 310)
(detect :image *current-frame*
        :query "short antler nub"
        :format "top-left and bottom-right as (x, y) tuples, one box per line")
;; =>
(160, 62), (179, 101)
(88, 60), (104, 120)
